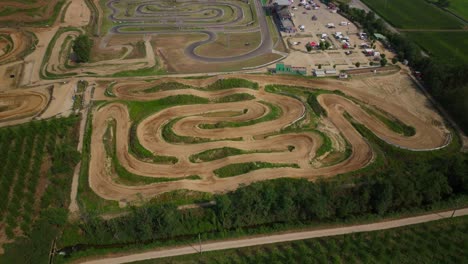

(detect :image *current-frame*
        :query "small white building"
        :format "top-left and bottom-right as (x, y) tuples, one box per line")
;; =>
(314, 70), (326, 77)
(325, 69), (337, 75)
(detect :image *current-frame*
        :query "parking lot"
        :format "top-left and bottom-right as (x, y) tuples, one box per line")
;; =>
(277, 2), (381, 72)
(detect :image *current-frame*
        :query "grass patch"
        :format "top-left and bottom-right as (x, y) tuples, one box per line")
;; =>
(405, 31), (468, 64)
(128, 125), (178, 164)
(214, 161), (299, 178)
(362, 105), (415, 136)
(205, 78), (259, 90)
(214, 93), (255, 103)
(307, 93), (326, 117)
(142, 82), (193, 93)
(112, 66), (166, 77)
(125, 95), (209, 122)
(104, 82), (116, 97)
(199, 101), (281, 129)
(189, 147), (282, 163)
(162, 118), (242, 144)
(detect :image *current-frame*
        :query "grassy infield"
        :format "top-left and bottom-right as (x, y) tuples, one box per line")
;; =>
(360, 0), (468, 63)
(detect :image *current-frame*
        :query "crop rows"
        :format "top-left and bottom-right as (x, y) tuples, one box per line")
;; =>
(153, 216), (468, 264)
(0, 117), (79, 240)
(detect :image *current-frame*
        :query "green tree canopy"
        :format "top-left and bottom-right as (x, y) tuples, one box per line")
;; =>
(72, 35), (92, 63)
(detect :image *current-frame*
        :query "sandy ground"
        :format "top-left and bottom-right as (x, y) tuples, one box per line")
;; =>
(63, 0), (91, 27)
(40, 81), (76, 119)
(88, 73), (449, 202)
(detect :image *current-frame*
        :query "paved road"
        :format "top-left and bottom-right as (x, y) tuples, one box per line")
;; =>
(81, 208), (468, 264)
(107, 0), (273, 63)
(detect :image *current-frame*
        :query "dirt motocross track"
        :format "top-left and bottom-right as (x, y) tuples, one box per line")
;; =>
(0, 0), (61, 23)
(0, 90), (48, 122)
(89, 75), (449, 202)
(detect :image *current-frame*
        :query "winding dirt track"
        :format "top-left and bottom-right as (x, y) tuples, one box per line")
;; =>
(0, 90), (48, 122)
(89, 76), (448, 202)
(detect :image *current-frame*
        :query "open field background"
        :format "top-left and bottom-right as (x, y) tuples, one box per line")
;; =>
(360, 0), (464, 29)
(406, 31), (468, 64)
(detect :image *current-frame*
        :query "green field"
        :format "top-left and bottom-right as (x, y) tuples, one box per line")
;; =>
(406, 31), (468, 63)
(360, 0), (463, 29)
(448, 0), (468, 20)
(137, 216), (468, 264)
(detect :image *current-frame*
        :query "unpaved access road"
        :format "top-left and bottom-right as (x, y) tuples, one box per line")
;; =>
(81, 207), (468, 264)
(89, 74), (448, 202)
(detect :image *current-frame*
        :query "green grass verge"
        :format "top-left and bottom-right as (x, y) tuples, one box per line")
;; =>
(214, 161), (299, 178)
(128, 125), (178, 164)
(362, 105), (415, 136)
(214, 93), (255, 103)
(189, 147), (283, 163)
(162, 118), (242, 144)
(199, 101), (281, 129)
(447, 0), (468, 20)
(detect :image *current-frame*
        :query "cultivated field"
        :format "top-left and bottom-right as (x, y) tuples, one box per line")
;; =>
(447, 0), (468, 20)
(360, 0), (463, 29)
(84, 74), (449, 203)
(406, 31), (468, 64)
(144, 215), (468, 264)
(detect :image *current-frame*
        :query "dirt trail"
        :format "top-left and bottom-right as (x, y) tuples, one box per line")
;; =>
(81, 207), (468, 264)
(0, 90), (48, 122)
(89, 75), (448, 202)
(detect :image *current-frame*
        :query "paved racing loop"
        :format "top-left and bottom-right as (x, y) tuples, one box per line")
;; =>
(106, 0), (273, 62)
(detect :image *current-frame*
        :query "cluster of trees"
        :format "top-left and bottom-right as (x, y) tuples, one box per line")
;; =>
(338, 3), (468, 133)
(72, 35), (92, 63)
(1, 117), (81, 264)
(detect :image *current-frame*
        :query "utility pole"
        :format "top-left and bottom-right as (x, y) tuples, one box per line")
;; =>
(198, 233), (202, 254)
(226, 33), (230, 49)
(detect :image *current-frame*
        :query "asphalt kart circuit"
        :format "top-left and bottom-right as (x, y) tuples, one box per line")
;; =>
(106, 0), (274, 62)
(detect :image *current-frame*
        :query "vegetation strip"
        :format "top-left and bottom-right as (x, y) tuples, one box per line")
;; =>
(214, 161), (299, 178)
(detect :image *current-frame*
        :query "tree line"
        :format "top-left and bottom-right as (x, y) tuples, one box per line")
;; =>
(338, 3), (468, 134)
(75, 125), (467, 246)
